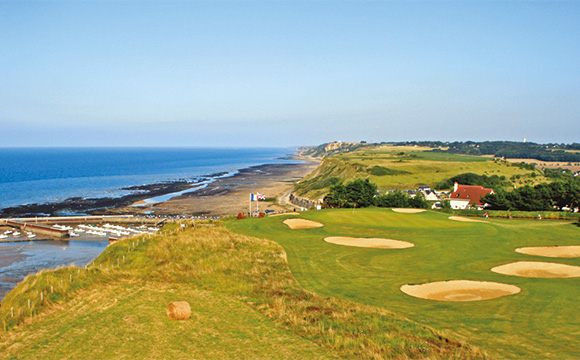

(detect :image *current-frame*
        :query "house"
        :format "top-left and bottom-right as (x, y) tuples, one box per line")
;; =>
(417, 185), (439, 201)
(449, 182), (494, 210)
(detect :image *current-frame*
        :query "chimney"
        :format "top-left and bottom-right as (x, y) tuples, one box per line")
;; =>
(453, 182), (458, 192)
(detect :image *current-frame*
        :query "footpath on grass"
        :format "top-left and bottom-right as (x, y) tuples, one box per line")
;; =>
(0, 221), (486, 359)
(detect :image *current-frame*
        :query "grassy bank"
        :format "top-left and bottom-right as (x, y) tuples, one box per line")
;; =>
(294, 145), (547, 199)
(0, 222), (483, 359)
(227, 209), (580, 359)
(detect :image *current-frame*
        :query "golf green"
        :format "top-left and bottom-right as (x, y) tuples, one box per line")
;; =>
(227, 208), (580, 359)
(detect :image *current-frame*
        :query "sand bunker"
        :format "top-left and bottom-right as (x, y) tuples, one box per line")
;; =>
(448, 216), (489, 223)
(491, 261), (580, 278)
(392, 208), (426, 213)
(283, 218), (324, 230)
(515, 246), (580, 258)
(270, 212), (300, 217)
(401, 280), (520, 302)
(324, 237), (414, 249)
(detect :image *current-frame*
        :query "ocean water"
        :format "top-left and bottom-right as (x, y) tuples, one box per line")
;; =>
(0, 147), (297, 210)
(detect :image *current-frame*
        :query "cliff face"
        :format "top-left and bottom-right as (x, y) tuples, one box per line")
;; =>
(301, 142), (370, 158)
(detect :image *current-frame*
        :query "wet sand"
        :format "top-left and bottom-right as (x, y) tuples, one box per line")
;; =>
(114, 159), (320, 217)
(155, 161), (320, 216)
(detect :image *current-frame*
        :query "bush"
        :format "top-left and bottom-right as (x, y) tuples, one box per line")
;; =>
(367, 166), (409, 176)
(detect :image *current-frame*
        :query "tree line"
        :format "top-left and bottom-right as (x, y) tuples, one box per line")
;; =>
(396, 141), (580, 163)
(323, 179), (429, 209)
(483, 178), (580, 211)
(322, 177), (580, 212)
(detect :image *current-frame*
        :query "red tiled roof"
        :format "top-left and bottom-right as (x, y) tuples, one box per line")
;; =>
(450, 184), (494, 206)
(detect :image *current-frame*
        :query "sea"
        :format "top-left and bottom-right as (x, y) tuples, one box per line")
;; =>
(0, 147), (298, 300)
(0, 147), (298, 210)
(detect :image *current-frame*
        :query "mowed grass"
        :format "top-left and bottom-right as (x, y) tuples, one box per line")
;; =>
(0, 223), (484, 359)
(227, 209), (580, 359)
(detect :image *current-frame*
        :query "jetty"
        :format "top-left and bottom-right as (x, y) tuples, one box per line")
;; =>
(1, 215), (161, 241)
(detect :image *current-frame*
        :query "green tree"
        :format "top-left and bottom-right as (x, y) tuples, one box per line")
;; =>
(345, 179), (377, 208)
(323, 184), (348, 208)
(376, 191), (409, 208)
(409, 191), (429, 209)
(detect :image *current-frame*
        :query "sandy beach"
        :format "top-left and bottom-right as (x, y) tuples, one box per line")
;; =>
(110, 158), (320, 217)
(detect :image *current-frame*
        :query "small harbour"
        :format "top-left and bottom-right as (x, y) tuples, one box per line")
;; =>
(0, 240), (109, 300)
(0, 217), (162, 301)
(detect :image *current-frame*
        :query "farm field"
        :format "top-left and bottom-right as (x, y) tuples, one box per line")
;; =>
(227, 209), (580, 359)
(295, 145), (545, 199)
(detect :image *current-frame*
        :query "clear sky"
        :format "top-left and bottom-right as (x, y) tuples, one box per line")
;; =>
(1, 1), (579, 147)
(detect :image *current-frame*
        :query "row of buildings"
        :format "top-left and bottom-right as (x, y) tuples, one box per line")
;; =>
(381, 183), (494, 210)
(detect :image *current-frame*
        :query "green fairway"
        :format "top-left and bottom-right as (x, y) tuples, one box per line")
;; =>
(227, 209), (580, 359)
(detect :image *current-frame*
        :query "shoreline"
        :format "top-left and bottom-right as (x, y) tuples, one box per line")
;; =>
(110, 158), (321, 217)
(0, 156), (320, 218)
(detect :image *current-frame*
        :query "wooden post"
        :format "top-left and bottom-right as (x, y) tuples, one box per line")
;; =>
(70, 274), (72, 282)
(51, 286), (54, 294)
(11, 307), (14, 318)
(41, 292), (43, 301)
(28, 299), (30, 309)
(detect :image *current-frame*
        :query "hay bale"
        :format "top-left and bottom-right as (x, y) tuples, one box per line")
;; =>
(166, 301), (191, 320)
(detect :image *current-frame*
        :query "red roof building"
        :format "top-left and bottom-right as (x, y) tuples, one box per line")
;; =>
(449, 182), (494, 210)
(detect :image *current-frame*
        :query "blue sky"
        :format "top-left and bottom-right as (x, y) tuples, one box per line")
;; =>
(1, 1), (579, 147)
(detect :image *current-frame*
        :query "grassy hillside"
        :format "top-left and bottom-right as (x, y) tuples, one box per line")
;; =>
(0, 223), (483, 359)
(227, 209), (580, 359)
(294, 145), (548, 199)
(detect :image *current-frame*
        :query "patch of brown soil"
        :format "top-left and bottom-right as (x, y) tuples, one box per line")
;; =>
(448, 216), (489, 223)
(506, 158), (580, 172)
(324, 237), (414, 249)
(392, 208), (427, 214)
(491, 261), (580, 278)
(401, 280), (520, 302)
(283, 219), (324, 230)
(516, 246), (580, 258)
